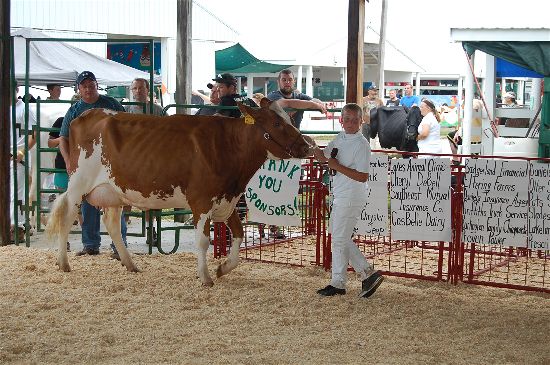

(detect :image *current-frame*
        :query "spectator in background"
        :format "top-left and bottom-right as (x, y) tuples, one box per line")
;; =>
(126, 78), (163, 116)
(400, 83), (420, 108)
(195, 83), (221, 116)
(417, 98), (442, 159)
(360, 85), (383, 143)
(125, 77), (164, 243)
(46, 84), (62, 100)
(267, 69), (327, 130)
(192, 83), (215, 105)
(361, 85), (383, 124)
(266, 69), (326, 239)
(251, 92), (265, 107)
(503, 91), (518, 108)
(397, 89), (403, 99)
(385, 89), (400, 107)
(311, 103), (383, 298)
(58, 71), (128, 260)
(212, 73), (255, 118)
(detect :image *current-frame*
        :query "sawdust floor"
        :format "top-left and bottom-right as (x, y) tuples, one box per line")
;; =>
(0, 245), (548, 365)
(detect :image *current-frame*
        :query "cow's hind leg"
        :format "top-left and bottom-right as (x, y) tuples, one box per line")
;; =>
(103, 207), (139, 273)
(46, 191), (79, 272)
(216, 209), (243, 278)
(196, 215), (214, 287)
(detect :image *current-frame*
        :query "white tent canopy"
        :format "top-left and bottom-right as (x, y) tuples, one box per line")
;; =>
(12, 28), (161, 87)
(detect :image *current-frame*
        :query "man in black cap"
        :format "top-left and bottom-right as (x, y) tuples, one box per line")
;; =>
(211, 73), (254, 118)
(58, 70), (128, 259)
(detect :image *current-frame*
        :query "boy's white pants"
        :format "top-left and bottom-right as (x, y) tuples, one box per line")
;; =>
(329, 199), (372, 289)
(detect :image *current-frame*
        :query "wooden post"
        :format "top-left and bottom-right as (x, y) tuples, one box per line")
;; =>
(0, 0), (11, 245)
(346, 0), (365, 105)
(174, 0), (192, 222)
(378, 0), (387, 98)
(175, 0), (192, 114)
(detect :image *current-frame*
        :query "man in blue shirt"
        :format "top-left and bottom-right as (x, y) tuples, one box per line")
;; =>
(399, 83), (421, 108)
(59, 71), (128, 259)
(267, 69), (326, 130)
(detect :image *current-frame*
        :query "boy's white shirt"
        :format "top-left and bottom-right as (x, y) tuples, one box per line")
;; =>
(324, 131), (370, 203)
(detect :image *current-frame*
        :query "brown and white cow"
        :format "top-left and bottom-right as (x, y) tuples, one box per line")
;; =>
(46, 98), (313, 286)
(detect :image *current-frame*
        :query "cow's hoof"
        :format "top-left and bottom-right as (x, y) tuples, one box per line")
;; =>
(216, 265), (225, 278)
(202, 279), (214, 287)
(57, 262), (71, 272)
(125, 265), (141, 273)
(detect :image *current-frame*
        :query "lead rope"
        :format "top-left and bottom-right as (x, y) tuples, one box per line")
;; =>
(464, 50), (499, 138)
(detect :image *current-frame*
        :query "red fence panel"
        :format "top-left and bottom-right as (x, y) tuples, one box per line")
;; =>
(214, 153), (550, 293)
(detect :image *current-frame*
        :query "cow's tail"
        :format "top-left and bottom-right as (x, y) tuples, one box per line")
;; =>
(45, 192), (69, 240)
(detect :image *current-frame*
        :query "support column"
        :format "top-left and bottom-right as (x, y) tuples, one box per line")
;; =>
(341, 67), (347, 101)
(296, 65), (303, 93)
(482, 54), (496, 155)
(160, 38), (171, 107)
(247, 74), (254, 98)
(457, 76), (464, 114)
(305, 65), (313, 96)
(415, 72), (421, 97)
(175, 0), (192, 113)
(236, 77), (242, 95)
(0, 0), (11, 245)
(463, 53), (475, 155)
(531, 77), (542, 110)
(345, 0), (365, 104)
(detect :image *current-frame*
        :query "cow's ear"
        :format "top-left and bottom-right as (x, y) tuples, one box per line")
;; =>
(260, 97), (271, 108)
(238, 102), (254, 116)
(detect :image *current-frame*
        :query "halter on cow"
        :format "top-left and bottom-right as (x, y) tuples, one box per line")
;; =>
(368, 105), (423, 153)
(46, 98), (313, 286)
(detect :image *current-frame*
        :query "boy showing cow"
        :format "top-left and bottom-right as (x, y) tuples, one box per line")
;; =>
(312, 103), (383, 298)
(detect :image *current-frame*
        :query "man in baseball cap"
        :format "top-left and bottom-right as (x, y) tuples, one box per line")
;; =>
(212, 73), (237, 87)
(211, 73), (254, 118)
(75, 70), (97, 86)
(58, 70), (129, 260)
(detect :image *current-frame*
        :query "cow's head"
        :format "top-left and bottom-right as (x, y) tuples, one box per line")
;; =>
(238, 98), (313, 159)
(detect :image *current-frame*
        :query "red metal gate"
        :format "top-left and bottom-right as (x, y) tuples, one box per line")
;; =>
(214, 154), (550, 293)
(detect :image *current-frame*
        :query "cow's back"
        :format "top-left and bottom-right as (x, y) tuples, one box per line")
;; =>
(68, 109), (255, 201)
(376, 107), (408, 149)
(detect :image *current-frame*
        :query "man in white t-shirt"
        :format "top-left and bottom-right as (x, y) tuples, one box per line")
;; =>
(312, 103), (384, 298)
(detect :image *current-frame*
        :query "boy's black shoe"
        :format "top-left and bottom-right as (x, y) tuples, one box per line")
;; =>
(317, 285), (346, 296)
(359, 271), (384, 298)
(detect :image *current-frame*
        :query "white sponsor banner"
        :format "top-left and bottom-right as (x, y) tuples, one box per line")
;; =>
(462, 159), (529, 247)
(390, 158), (452, 241)
(355, 154), (389, 236)
(244, 158), (302, 226)
(528, 162), (550, 250)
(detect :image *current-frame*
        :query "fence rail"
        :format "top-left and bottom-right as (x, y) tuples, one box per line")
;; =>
(214, 152), (549, 293)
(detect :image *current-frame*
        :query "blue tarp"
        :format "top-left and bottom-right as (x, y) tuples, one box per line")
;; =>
(496, 58), (543, 78)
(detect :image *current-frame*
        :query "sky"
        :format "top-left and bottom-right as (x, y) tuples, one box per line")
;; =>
(199, 0), (545, 75)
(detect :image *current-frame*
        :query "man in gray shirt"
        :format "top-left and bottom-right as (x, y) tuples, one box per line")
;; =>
(126, 78), (163, 116)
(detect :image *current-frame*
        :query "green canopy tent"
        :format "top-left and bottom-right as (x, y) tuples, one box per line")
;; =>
(463, 41), (550, 158)
(215, 43), (290, 74)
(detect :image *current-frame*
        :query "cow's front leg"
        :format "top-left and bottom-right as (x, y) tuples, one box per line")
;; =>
(103, 207), (139, 273)
(216, 209), (243, 278)
(196, 215), (213, 287)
